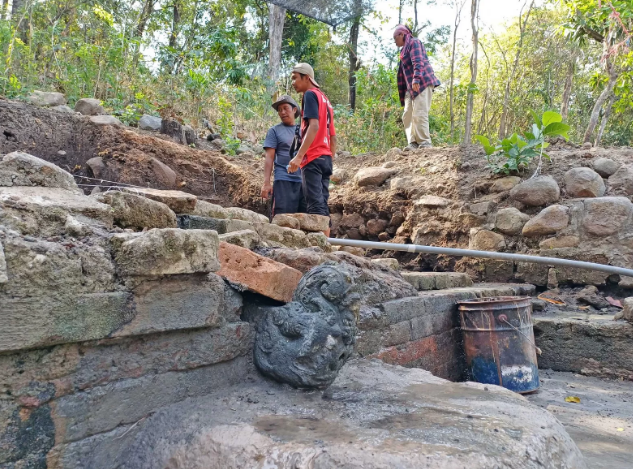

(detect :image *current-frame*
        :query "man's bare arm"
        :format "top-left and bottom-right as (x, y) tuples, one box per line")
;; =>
(288, 119), (319, 173)
(261, 148), (275, 199)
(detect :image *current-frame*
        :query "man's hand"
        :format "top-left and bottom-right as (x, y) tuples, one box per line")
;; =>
(288, 155), (302, 173)
(261, 182), (272, 199)
(412, 82), (420, 93)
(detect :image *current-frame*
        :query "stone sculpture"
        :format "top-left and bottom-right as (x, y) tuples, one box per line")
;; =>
(254, 263), (361, 389)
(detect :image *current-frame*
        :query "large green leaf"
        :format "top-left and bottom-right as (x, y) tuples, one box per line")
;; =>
(542, 111), (563, 127)
(529, 110), (542, 127)
(475, 135), (491, 147)
(543, 122), (570, 139)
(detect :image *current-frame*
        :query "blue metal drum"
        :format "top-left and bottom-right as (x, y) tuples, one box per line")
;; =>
(458, 297), (539, 393)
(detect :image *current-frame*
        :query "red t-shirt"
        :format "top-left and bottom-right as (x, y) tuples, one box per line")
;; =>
(300, 88), (336, 168)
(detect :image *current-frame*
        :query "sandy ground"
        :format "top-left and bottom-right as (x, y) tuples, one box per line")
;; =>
(526, 371), (633, 469)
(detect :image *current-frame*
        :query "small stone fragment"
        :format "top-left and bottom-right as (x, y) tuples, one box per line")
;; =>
(366, 219), (388, 236)
(415, 195), (450, 208)
(577, 285), (610, 310)
(52, 105), (74, 113)
(522, 205), (570, 237)
(0, 241), (7, 283)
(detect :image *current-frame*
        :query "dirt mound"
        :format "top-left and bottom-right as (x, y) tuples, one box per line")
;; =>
(0, 99), (263, 211)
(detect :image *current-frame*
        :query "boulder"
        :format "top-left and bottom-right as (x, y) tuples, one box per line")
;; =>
(330, 168), (349, 184)
(354, 167), (397, 187)
(217, 242), (302, 302)
(96, 191), (177, 230)
(608, 165), (633, 195)
(85, 157), (106, 179)
(283, 213), (329, 232)
(510, 176), (560, 206)
(90, 115), (123, 126)
(522, 205), (570, 237)
(272, 214), (300, 230)
(112, 228), (220, 276)
(415, 195), (450, 208)
(122, 187), (197, 213)
(74, 98), (104, 116)
(27, 90), (66, 107)
(371, 258), (399, 270)
(138, 115), (163, 131)
(150, 157), (177, 188)
(564, 167), (605, 198)
(191, 200), (229, 219)
(539, 235), (580, 249)
(366, 219), (388, 236)
(593, 157), (620, 178)
(494, 207), (530, 235)
(0, 152), (79, 193)
(469, 229), (506, 251)
(489, 176), (521, 193)
(218, 229), (261, 250)
(582, 197), (633, 237)
(226, 207), (268, 224)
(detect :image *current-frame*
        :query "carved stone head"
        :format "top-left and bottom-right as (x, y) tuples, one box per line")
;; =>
(254, 263), (361, 389)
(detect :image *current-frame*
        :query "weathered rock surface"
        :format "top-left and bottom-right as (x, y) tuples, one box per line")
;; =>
(52, 104), (75, 113)
(261, 247), (334, 273)
(510, 176), (560, 206)
(623, 298), (633, 323)
(190, 200), (228, 219)
(225, 206), (268, 224)
(74, 98), (104, 116)
(138, 114), (162, 131)
(27, 90), (66, 107)
(608, 164), (633, 195)
(330, 168), (349, 184)
(254, 263), (360, 389)
(415, 195), (450, 208)
(112, 228), (220, 276)
(96, 191), (177, 230)
(89, 115), (123, 126)
(218, 229), (260, 249)
(178, 215), (253, 234)
(120, 359), (586, 469)
(150, 157), (177, 188)
(522, 205), (570, 237)
(576, 285), (610, 310)
(0, 240), (7, 284)
(582, 197), (632, 237)
(122, 187), (197, 213)
(85, 156), (105, 179)
(217, 242), (302, 302)
(564, 167), (605, 198)
(354, 167), (397, 187)
(0, 151), (79, 193)
(402, 271), (473, 291)
(539, 235), (580, 249)
(469, 200), (495, 216)
(366, 218), (388, 236)
(494, 207), (530, 235)
(272, 214), (300, 229)
(469, 229), (505, 251)
(371, 258), (399, 270)
(489, 176), (521, 193)
(255, 223), (309, 249)
(593, 157), (620, 177)
(283, 213), (330, 232)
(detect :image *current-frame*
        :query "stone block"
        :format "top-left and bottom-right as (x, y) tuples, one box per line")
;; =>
(401, 272), (472, 290)
(383, 321), (412, 347)
(510, 176), (560, 206)
(272, 214), (300, 229)
(306, 232), (330, 250)
(255, 223), (310, 248)
(74, 98), (104, 116)
(96, 191), (177, 230)
(217, 242), (302, 302)
(27, 90), (66, 106)
(481, 259), (515, 283)
(0, 152), (79, 193)
(283, 213), (330, 232)
(138, 115), (162, 131)
(262, 248), (333, 274)
(623, 297), (633, 323)
(218, 229), (261, 249)
(190, 200), (229, 218)
(522, 205), (569, 237)
(225, 207), (268, 224)
(178, 215), (253, 234)
(515, 262), (550, 286)
(111, 228), (220, 276)
(371, 258), (400, 271)
(122, 187), (197, 213)
(354, 167), (397, 187)
(582, 197), (632, 237)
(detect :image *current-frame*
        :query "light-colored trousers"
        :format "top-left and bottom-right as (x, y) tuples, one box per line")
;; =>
(403, 87), (434, 146)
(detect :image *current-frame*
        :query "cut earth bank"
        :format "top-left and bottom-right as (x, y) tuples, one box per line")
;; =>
(0, 150), (587, 468)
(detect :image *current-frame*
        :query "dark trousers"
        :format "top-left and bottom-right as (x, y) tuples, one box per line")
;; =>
(301, 155), (332, 216)
(272, 180), (306, 218)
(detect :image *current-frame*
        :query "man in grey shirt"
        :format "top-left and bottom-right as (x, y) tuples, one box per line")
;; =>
(261, 95), (306, 217)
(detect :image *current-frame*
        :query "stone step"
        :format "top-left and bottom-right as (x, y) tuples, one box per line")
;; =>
(533, 312), (633, 380)
(401, 271), (474, 291)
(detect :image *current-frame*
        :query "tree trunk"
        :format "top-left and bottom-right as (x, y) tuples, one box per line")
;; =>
(560, 58), (575, 120)
(398, 0), (404, 24)
(348, 16), (360, 111)
(498, 0), (534, 139)
(463, 0), (479, 146)
(583, 60), (618, 143)
(2, 0), (9, 20)
(169, 1), (180, 49)
(449, 0), (465, 140)
(136, 0), (156, 37)
(414, 0), (418, 31)
(594, 93), (615, 147)
(268, 3), (286, 92)
(11, 0), (23, 19)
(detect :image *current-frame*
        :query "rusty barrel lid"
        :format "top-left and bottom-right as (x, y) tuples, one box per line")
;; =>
(457, 296), (532, 312)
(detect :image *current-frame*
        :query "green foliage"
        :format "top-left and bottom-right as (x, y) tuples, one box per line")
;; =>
(476, 111), (570, 174)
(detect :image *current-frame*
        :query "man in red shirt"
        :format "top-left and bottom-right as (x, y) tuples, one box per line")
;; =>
(288, 63), (336, 234)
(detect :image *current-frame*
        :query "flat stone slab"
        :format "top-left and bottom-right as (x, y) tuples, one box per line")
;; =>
(122, 187), (197, 213)
(402, 271), (474, 290)
(115, 359), (585, 469)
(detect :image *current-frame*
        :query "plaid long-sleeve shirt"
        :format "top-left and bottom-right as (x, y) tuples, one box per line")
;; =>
(397, 37), (440, 106)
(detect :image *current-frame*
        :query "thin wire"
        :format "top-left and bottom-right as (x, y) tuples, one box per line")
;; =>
(73, 175), (145, 188)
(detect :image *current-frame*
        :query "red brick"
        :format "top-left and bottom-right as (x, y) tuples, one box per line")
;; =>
(217, 242), (302, 302)
(370, 336), (438, 366)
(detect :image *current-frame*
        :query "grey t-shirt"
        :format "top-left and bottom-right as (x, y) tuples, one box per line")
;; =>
(263, 123), (302, 183)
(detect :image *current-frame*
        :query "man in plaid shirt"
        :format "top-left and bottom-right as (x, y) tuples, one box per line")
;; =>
(394, 24), (440, 149)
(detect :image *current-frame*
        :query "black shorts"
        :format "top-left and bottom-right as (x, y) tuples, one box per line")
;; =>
(271, 180), (306, 218)
(302, 155), (332, 217)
